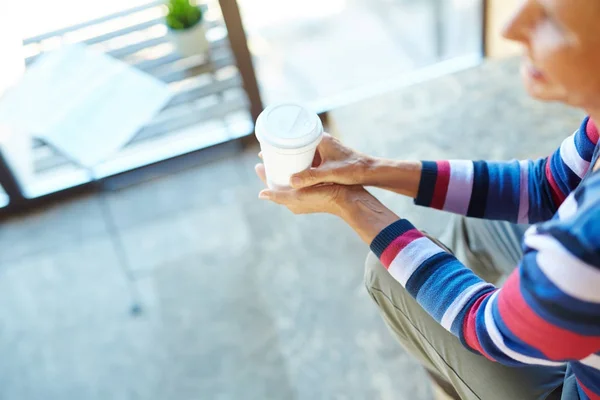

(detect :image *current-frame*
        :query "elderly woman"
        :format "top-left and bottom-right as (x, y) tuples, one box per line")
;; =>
(255, 1), (600, 399)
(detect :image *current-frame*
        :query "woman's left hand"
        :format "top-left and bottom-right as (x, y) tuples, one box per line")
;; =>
(256, 163), (400, 243)
(255, 163), (353, 216)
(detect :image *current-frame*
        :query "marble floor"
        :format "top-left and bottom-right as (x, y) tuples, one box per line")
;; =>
(0, 59), (586, 400)
(0, 145), (435, 399)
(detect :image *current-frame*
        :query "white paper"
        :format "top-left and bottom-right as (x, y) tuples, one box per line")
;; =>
(0, 44), (172, 168)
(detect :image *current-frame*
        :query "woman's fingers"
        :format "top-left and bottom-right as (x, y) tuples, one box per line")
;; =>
(311, 148), (323, 168)
(258, 151), (263, 160)
(258, 184), (343, 216)
(290, 166), (331, 188)
(258, 189), (292, 203)
(255, 163), (267, 185)
(259, 187), (313, 206)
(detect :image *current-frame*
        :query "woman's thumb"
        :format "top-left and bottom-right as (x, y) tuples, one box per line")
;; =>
(290, 167), (328, 188)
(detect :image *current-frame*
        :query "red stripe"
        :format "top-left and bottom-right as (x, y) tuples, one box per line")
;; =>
(430, 161), (451, 209)
(578, 379), (600, 400)
(498, 272), (600, 360)
(545, 158), (566, 206)
(462, 291), (496, 361)
(586, 118), (599, 145)
(380, 229), (423, 268)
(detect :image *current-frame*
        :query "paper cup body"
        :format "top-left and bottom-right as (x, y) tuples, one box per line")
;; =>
(255, 103), (323, 190)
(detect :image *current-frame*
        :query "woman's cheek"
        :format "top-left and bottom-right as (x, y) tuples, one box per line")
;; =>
(530, 22), (573, 98)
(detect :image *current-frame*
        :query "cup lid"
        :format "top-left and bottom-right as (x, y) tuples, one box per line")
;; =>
(255, 103), (323, 150)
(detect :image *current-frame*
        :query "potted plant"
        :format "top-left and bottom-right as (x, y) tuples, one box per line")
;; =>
(165, 0), (210, 58)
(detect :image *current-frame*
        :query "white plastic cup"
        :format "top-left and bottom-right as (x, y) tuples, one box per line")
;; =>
(255, 103), (323, 190)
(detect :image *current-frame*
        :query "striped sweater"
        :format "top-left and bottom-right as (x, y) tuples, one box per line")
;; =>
(371, 117), (600, 399)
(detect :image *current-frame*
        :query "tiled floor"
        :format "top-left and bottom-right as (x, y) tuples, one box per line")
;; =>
(0, 145), (432, 400)
(0, 58), (586, 400)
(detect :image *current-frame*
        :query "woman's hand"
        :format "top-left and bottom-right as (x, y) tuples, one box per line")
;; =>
(288, 133), (374, 189)
(255, 163), (348, 216)
(283, 133), (422, 198)
(255, 163), (400, 243)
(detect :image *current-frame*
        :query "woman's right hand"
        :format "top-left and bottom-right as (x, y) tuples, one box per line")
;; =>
(288, 133), (374, 189)
(280, 133), (422, 198)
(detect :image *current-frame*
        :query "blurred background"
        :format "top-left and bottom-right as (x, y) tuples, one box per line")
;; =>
(0, 0), (583, 399)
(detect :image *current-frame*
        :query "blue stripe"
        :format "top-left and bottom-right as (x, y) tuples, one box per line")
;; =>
(527, 158), (557, 222)
(467, 161), (489, 218)
(520, 250), (600, 335)
(412, 257), (483, 322)
(551, 147), (581, 195)
(369, 219), (414, 258)
(405, 252), (455, 298)
(415, 161), (438, 208)
(576, 384), (590, 400)
(574, 116), (596, 160)
(483, 161), (521, 222)
(572, 362), (600, 397)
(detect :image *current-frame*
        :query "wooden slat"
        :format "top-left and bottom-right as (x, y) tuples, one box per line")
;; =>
(134, 52), (182, 72)
(25, 34), (169, 66)
(133, 36), (228, 72)
(130, 95), (248, 144)
(26, 17), (223, 66)
(86, 18), (221, 47)
(166, 75), (241, 108)
(23, 1), (163, 45)
(156, 52), (234, 83)
(84, 17), (164, 46)
(107, 35), (168, 59)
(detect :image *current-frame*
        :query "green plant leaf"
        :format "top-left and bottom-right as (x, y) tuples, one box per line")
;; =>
(165, 0), (203, 30)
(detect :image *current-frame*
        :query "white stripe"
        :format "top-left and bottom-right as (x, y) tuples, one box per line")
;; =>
(388, 237), (444, 286)
(440, 281), (495, 331)
(525, 234), (600, 303)
(483, 292), (565, 367)
(524, 225), (537, 237)
(581, 354), (600, 371)
(443, 160), (474, 215)
(557, 192), (578, 221)
(560, 132), (590, 179)
(518, 160), (529, 224)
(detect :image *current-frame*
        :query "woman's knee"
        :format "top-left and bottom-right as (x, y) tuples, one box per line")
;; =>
(364, 251), (383, 290)
(363, 251), (433, 356)
(363, 251), (413, 319)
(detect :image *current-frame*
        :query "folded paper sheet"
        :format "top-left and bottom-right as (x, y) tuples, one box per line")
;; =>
(0, 44), (172, 169)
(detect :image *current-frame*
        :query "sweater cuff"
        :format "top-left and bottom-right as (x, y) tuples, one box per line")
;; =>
(370, 219), (416, 258)
(414, 161), (438, 207)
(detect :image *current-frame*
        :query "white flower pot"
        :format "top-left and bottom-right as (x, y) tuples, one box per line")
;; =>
(167, 21), (210, 58)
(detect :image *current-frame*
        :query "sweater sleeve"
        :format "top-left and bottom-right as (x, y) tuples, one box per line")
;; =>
(370, 209), (600, 369)
(415, 117), (598, 224)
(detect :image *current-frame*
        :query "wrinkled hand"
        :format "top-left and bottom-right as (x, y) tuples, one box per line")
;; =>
(255, 163), (361, 216)
(287, 133), (372, 189)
